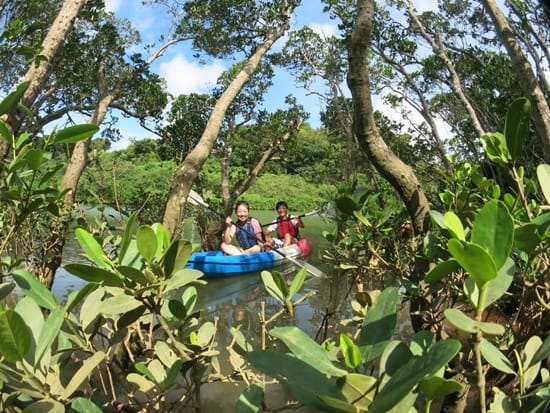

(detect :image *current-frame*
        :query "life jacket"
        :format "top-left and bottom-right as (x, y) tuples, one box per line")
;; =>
(235, 218), (260, 249)
(276, 217), (299, 239)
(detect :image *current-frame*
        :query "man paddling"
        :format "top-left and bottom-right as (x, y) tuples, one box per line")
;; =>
(265, 201), (304, 247)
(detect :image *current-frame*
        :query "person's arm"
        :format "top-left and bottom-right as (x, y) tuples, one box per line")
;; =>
(251, 218), (263, 243)
(223, 216), (234, 244)
(292, 215), (305, 228)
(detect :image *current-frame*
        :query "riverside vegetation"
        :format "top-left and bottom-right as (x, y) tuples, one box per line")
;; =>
(1, 87), (550, 412)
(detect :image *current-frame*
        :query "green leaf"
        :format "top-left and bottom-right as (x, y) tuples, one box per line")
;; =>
(0, 309), (32, 362)
(359, 287), (398, 364)
(368, 339), (461, 413)
(429, 210), (446, 229)
(288, 267), (306, 298)
(168, 299), (187, 320)
(353, 210), (372, 227)
(0, 281), (16, 300)
(270, 326), (347, 377)
(182, 286), (197, 314)
(481, 132), (509, 165)
(164, 359), (184, 389)
(379, 340), (412, 377)
(336, 196), (359, 215)
(64, 263), (123, 287)
(470, 200), (513, 270)
(12, 269), (59, 311)
(425, 259), (460, 283)
(164, 269), (205, 294)
(34, 308), (65, 367)
(100, 295), (142, 316)
(0, 120), (12, 143)
(119, 213), (139, 265)
(504, 97), (530, 160)
(15, 132), (32, 150)
(64, 283), (98, 314)
(478, 258), (515, 310)
(514, 223), (542, 253)
(117, 265), (150, 285)
(136, 225), (158, 264)
(246, 350), (343, 409)
(419, 376), (463, 401)
(338, 373), (377, 409)
(538, 164), (550, 205)
(463, 259), (513, 309)
(444, 308), (477, 334)
(59, 351), (106, 399)
(134, 362), (157, 383)
(21, 399), (65, 413)
(409, 331), (434, 356)
(448, 239), (497, 287)
(162, 239), (194, 277)
(443, 211), (465, 240)
(74, 228), (113, 269)
(523, 336), (543, 389)
(445, 308), (505, 336)
(318, 395), (360, 412)
(71, 397), (104, 413)
(528, 334), (550, 368)
(237, 383), (264, 413)
(480, 338), (516, 375)
(533, 212), (550, 237)
(52, 124), (98, 144)
(127, 373), (155, 393)
(116, 305), (146, 330)
(340, 334), (362, 369)
(260, 271), (286, 304)
(0, 81), (29, 116)
(477, 321), (505, 336)
(25, 148), (43, 171)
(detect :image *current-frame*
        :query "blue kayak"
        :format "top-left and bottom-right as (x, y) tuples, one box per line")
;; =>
(185, 238), (313, 278)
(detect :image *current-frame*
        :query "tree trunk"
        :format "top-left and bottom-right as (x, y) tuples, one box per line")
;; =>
(481, 0), (550, 162)
(1, 0), (89, 147)
(162, 4), (296, 238)
(30, 83), (118, 288)
(347, 0), (432, 334)
(347, 0), (431, 238)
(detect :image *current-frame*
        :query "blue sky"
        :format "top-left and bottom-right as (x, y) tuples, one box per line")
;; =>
(103, 1), (340, 148)
(103, 1), (437, 149)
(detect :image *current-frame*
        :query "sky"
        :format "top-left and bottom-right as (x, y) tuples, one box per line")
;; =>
(103, 0), (338, 149)
(103, 1), (438, 149)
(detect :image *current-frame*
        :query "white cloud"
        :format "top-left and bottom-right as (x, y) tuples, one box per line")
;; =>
(104, 0), (121, 13)
(412, 0), (438, 13)
(159, 55), (226, 96)
(308, 23), (338, 38)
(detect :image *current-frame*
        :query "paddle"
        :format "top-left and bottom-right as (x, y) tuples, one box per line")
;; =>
(260, 209), (320, 227)
(187, 190), (326, 278)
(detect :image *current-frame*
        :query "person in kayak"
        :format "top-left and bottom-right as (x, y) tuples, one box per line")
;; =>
(265, 200), (304, 247)
(221, 200), (263, 255)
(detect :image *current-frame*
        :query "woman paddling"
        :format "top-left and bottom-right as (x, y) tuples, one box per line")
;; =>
(221, 200), (263, 255)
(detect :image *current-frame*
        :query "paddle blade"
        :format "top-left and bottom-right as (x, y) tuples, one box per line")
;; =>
(187, 189), (208, 208)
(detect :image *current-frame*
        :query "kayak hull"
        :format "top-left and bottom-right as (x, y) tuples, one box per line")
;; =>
(185, 238), (313, 278)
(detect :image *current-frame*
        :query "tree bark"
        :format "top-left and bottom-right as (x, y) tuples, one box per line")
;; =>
(481, 0), (550, 162)
(347, 0), (431, 238)
(162, 4), (297, 238)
